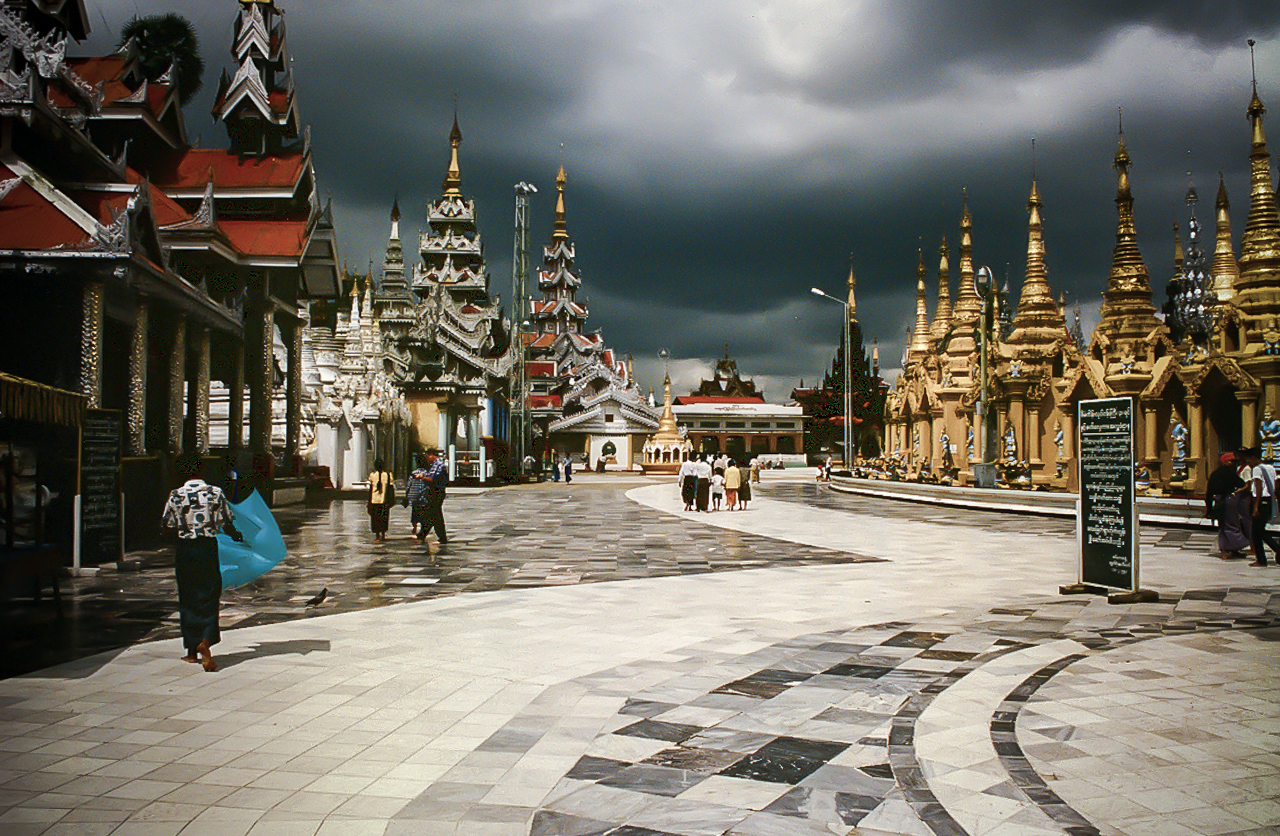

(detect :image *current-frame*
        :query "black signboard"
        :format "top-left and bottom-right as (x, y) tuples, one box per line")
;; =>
(1077, 398), (1136, 591)
(80, 408), (123, 565)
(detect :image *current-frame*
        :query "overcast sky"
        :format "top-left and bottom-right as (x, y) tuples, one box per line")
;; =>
(84, 1), (1280, 401)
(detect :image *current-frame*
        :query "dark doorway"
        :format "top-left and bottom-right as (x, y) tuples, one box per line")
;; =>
(1206, 382), (1242, 455)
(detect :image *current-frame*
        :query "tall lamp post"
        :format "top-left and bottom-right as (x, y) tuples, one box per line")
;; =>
(972, 266), (997, 488)
(811, 287), (852, 467)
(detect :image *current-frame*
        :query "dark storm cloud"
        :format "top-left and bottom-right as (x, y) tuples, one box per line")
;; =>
(80, 2), (1279, 401)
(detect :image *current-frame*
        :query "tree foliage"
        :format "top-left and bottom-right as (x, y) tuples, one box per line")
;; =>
(119, 14), (204, 107)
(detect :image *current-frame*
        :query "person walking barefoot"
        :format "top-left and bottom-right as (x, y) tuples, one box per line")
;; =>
(162, 454), (243, 673)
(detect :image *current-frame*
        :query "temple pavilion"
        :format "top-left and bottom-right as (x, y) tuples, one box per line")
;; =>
(884, 69), (1280, 494)
(0, 0), (340, 555)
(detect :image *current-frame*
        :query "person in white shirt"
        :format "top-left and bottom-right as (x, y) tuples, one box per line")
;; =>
(693, 454), (713, 512)
(678, 456), (697, 511)
(1244, 447), (1280, 566)
(710, 469), (726, 510)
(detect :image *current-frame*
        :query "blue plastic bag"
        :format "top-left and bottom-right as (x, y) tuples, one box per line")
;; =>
(216, 489), (287, 590)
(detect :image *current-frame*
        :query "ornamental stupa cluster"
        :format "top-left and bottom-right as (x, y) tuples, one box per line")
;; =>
(885, 69), (1280, 495)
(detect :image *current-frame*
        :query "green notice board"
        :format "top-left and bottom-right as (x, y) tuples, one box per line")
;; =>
(1077, 398), (1136, 591)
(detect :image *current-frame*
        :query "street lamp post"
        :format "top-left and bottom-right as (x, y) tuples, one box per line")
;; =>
(811, 287), (852, 468)
(973, 266), (996, 488)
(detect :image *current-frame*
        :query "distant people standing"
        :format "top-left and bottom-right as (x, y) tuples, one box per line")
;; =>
(1206, 452), (1248, 559)
(563, 454), (573, 484)
(421, 447), (449, 546)
(738, 461), (752, 509)
(750, 458), (761, 483)
(678, 456), (697, 511)
(694, 454), (712, 512)
(367, 459), (396, 542)
(162, 453), (244, 673)
(551, 454), (560, 482)
(724, 459), (741, 510)
(404, 455), (429, 539)
(1245, 447), (1279, 566)
(710, 467), (726, 510)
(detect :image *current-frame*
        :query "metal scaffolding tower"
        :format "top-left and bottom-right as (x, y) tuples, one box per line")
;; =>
(511, 181), (536, 471)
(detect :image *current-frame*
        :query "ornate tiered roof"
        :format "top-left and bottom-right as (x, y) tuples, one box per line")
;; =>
(211, 0), (300, 155)
(397, 117), (511, 395)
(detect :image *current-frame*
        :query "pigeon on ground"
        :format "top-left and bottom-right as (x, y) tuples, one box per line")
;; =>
(304, 588), (328, 607)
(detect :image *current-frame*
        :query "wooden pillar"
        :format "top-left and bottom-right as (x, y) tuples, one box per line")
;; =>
(1243, 396), (1259, 450)
(79, 281), (105, 409)
(126, 298), (148, 456)
(248, 306), (274, 454)
(1027, 399), (1041, 463)
(228, 345), (245, 451)
(1060, 412), (1074, 461)
(167, 314), (187, 454)
(194, 326), (210, 455)
(1188, 400), (1204, 460)
(1144, 404), (1159, 463)
(285, 318), (302, 462)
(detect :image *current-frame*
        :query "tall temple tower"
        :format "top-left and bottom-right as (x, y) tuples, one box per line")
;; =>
(531, 165), (589, 341)
(525, 164), (657, 465)
(398, 116), (513, 458)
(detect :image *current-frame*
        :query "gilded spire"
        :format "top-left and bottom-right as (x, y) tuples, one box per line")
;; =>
(1238, 40), (1280, 300)
(951, 190), (981, 325)
(1098, 117), (1158, 326)
(931, 237), (952, 340)
(908, 247), (932, 361)
(1009, 176), (1064, 342)
(442, 114), (464, 195)
(1212, 173), (1240, 300)
(656, 372), (678, 434)
(390, 197), (401, 240)
(552, 164), (569, 240)
(846, 254), (857, 321)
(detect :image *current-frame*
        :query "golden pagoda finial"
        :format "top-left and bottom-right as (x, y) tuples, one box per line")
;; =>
(552, 163), (569, 240)
(909, 246), (931, 360)
(1009, 171), (1061, 340)
(931, 236), (952, 340)
(950, 188), (980, 326)
(442, 106), (464, 195)
(1237, 37), (1280, 313)
(1097, 114), (1158, 338)
(1212, 172), (1240, 300)
(1173, 221), (1184, 269)
(846, 252), (857, 321)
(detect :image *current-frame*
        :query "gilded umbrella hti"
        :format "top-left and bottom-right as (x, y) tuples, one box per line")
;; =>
(216, 489), (287, 589)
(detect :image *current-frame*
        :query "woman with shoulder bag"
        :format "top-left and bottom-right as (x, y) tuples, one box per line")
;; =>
(367, 459), (396, 542)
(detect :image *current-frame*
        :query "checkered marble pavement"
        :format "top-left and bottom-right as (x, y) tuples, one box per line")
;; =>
(0, 474), (1276, 836)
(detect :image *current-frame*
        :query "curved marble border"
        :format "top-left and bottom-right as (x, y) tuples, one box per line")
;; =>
(988, 612), (1280, 836)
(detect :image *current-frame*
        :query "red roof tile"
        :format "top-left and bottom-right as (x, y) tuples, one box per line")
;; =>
(527, 361), (556, 377)
(219, 219), (307, 258)
(0, 170), (89, 250)
(528, 395), (562, 408)
(152, 149), (306, 190)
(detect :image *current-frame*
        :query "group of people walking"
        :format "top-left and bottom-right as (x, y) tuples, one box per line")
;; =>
(1206, 446), (1279, 566)
(678, 454), (759, 512)
(365, 449), (449, 546)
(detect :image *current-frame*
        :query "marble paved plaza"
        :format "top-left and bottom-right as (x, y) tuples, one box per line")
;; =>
(0, 472), (1277, 836)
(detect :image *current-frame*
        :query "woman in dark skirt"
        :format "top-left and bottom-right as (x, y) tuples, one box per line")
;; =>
(367, 459), (396, 542)
(738, 462), (752, 509)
